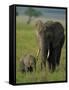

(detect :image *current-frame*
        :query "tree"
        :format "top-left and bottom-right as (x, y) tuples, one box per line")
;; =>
(25, 7), (42, 24)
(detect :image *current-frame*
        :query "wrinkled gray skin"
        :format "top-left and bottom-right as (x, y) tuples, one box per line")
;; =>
(36, 20), (65, 72)
(19, 54), (36, 72)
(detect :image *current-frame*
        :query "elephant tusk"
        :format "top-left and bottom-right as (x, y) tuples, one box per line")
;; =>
(36, 48), (50, 60)
(47, 49), (50, 59)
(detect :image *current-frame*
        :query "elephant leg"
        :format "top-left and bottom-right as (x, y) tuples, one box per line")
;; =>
(55, 46), (61, 66)
(43, 60), (46, 70)
(51, 59), (56, 72)
(47, 45), (54, 71)
(48, 52), (56, 72)
(41, 60), (46, 70)
(29, 66), (33, 72)
(51, 46), (62, 72)
(51, 46), (62, 71)
(41, 61), (43, 70)
(25, 66), (29, 72)
(47, 56), (52, 71)
(56, 37), (64, 66)
(56, 47), (62, 66)
(40, 50), (46, 70)
(51, 49), (56, 72)
(41, 56), (46, 70)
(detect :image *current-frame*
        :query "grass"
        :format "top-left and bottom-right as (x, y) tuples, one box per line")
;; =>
(16, 19), (66, 84)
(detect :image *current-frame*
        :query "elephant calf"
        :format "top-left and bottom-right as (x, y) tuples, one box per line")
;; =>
(19, 54), (36, 72)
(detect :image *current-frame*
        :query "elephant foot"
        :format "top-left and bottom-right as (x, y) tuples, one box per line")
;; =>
(51, 63), (56, 72)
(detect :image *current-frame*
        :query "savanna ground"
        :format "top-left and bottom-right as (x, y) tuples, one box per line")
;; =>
(16, 16), (66, 84)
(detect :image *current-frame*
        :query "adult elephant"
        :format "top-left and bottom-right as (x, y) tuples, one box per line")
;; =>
(35, 20), (65, 72)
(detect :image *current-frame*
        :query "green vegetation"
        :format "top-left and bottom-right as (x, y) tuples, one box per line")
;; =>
(16, 18), (66, 84)
(24, 7), (42, 24)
